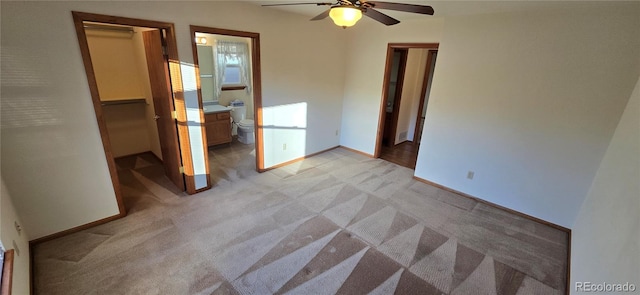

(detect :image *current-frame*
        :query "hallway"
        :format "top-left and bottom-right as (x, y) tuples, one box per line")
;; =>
(380, 141), (419, 169)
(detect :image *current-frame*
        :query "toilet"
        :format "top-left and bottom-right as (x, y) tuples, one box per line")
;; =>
(229, 105), (255, 144)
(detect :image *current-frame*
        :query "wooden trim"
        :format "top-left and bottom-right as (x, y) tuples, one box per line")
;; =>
(114, 151), (163, 163)
(29, 242), (34, 295)
(252, 35), (265, 172)
(388, 49), (408, 147)
(221, 85), (247, 91)
(260, 146), (340, 172)
(73, 11), (177, 29)
(412, 176), (571, 232)
(164, 27), (198, 194)
(73, 11), (196, 194)
(374, 43), (439, 158)
(566, 230), (572, 295)
(387, 43), (440, 49)
(338, 146), (375, 158)
(374, 44), (395, 158)
(27, 212), (121, 293)
(1, 249), (14, 295)
(189, 27), (212, 191)
(189, 25), (264, 172)
(412, 49), (437, 147)
(29, 213), (123, 245)
(415, 174), (573, 290)
(71, 12), (127, 216)
(190, 26), (259, 39)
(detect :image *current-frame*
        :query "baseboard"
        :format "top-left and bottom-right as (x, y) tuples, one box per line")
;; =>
(260, 146), (340, 172)
(411, 175), (572, 294)
(412, 176), (570, 232)
(28, 212), (124, 294)
(393, 140), (410, 146)
(338, 146), (374, 158)
(28, 213), (124, 245)
(114, 151), (162, 162)
(413, 176), (571, 295)
(258, 145), (373, 172)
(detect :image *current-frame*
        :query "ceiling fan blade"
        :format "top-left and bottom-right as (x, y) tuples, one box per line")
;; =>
(310, 9), (331, 20)
(262, 2), (333, 7)
(363, 8), (400, 26)
(366, 1), (434, 15)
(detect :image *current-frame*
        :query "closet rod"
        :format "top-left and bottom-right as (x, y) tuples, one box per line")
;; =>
(84, 24), (134, 33)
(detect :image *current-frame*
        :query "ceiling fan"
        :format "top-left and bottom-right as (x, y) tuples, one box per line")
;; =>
(262, 0), (434, 28)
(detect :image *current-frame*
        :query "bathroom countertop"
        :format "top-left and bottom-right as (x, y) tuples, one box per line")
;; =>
(203, 104), (230, 114)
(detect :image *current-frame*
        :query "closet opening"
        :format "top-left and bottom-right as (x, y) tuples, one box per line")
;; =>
(72, 12), (201, 216)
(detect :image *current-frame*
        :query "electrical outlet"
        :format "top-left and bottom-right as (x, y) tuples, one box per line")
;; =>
(467, 171), (475, 180)
(283, 143), (287, 150)
(335, 129), (339, 136)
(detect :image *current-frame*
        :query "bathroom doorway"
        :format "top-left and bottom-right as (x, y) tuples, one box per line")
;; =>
(189, 26), (264, 177)
(375, 43), (439, 169)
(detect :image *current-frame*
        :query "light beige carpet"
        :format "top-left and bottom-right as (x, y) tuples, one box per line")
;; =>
(33, 143), (568, 294)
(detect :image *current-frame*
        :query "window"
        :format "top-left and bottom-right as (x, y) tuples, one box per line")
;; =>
(214, 40), (252, 96)
(222, 55), (245, 90)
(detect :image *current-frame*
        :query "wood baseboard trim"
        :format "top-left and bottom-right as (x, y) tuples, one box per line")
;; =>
(259, 146), (340, 172)
(29, 212), (125, 246)
(29, 212), (126, 292)
(338, 146), (374, 158)
(412, 176), (570, 232)
(412, 175), (572, 294)
(114, 151), (162, 162)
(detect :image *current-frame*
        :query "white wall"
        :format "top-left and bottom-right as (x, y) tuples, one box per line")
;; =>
(396, 49), (428, 144)
(340, 18), (444, 155)
(0, 1), (347, 239)
(1, 3), (121, 239)
(102, 104), (151, 157)
(85, 30), (146, 101)
(414, 4), (640, 227)
(1, 177), (31, 295)
(571, 76), (640, 292)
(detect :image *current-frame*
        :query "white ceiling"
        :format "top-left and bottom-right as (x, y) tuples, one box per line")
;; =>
(244, 0), (630, 21)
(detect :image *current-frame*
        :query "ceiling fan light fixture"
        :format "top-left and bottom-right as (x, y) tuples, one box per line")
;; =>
(329, 6), (362, 28)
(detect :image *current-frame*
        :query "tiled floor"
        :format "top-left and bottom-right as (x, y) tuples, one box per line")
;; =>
(32, 140), (568, 294)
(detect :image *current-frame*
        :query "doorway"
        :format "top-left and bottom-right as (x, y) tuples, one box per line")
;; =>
(189, 26), (264, 174)
(382, 49), (408, 147)
(375, 43), (438, 169)
(72, 12), (202, 215)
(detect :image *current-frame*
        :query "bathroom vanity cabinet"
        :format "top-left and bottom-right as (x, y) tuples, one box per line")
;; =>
(204, 111), (232, 146)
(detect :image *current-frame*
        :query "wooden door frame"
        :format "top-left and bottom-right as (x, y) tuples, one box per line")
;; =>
(385, 48), (408, 148)
(412, 49), (438, 146)
(140, 30), (186, 192)
(374, 43), (439, 158)
(189, 25), (264, 172)
(72, 11), (199, 216)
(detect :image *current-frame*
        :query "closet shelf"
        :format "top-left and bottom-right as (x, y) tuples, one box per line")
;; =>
(101, 98), (147, 106)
